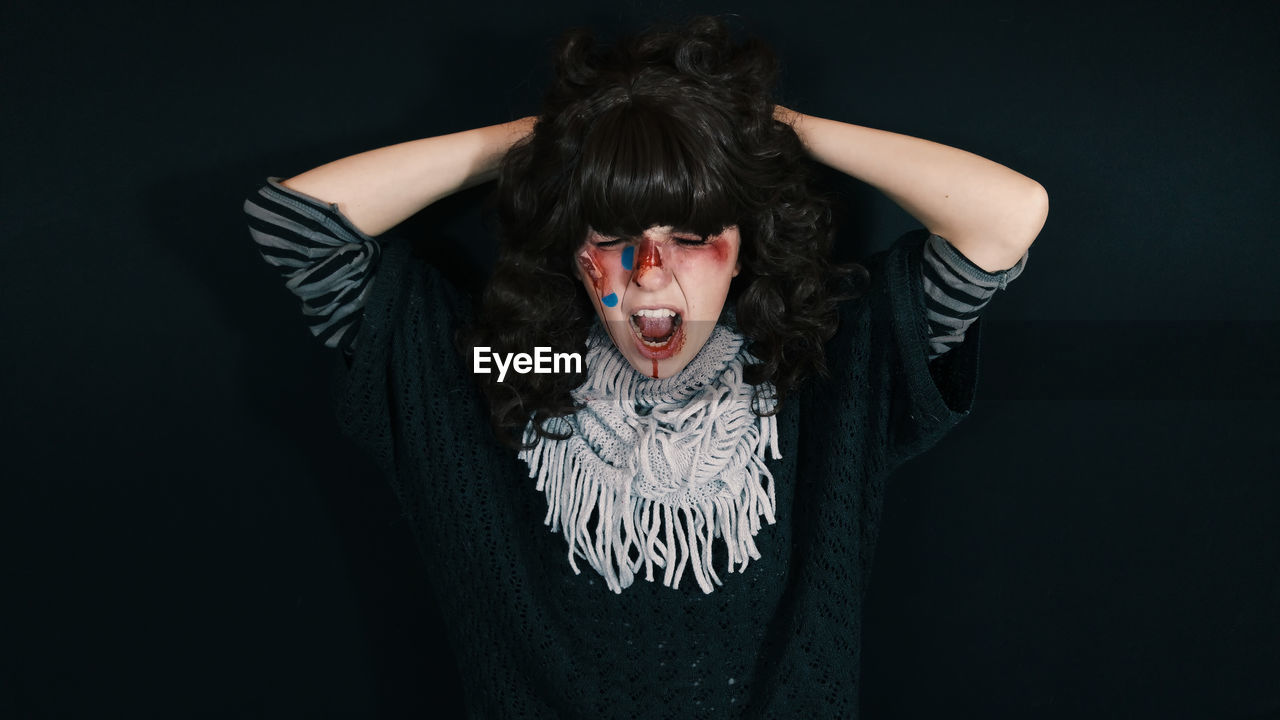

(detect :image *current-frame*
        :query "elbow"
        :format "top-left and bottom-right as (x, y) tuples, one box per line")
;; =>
(1024, 182), (1049, 244)
(1004, 181), (1048, 254)
(963, 182), (1046, 272)
(932, 181), (1047, 273)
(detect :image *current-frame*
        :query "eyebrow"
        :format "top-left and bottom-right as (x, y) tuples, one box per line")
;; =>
(590, 227), (707, 240)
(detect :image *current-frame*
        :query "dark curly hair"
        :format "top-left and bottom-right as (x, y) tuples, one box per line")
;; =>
(465, 15), (868, 447)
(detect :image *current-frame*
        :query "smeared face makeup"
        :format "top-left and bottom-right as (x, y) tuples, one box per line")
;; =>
(576, 225), (741, 379)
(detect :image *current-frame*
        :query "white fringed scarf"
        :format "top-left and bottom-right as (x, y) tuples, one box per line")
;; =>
(518, 321), (781, 595)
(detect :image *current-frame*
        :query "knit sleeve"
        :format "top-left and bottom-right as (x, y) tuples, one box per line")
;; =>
(243, 177), (380, 354)
(324, 219), (489, 514)
(877, 229), (984, 466)
(921, 233), (1027, 360)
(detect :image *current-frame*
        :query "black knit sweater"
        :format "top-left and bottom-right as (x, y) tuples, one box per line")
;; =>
(326, 227), (979, 718)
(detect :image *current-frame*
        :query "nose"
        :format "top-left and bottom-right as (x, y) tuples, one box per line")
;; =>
(631, 236), (670, 289)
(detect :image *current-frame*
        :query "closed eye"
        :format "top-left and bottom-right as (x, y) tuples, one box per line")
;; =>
(591, 232), (707, 248)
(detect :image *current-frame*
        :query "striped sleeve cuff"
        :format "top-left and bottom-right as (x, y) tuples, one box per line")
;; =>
(921, 233), (1028, 360)
(243, 177), (382, 353)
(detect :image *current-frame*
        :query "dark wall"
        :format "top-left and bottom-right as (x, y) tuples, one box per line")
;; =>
(5, 0), (1277, 717)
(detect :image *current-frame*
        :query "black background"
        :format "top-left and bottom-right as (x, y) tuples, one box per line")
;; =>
(5, 0), (1278, 717)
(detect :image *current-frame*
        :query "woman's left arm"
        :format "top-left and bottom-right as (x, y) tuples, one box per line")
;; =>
(776, 106), (1048, 272)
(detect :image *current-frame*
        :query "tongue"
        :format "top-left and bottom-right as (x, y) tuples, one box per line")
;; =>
(635, 315), (675, 340)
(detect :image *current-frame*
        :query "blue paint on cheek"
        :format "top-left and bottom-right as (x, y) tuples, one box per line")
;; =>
(620, 246), (634, 271)
(602, 293), (618, 307)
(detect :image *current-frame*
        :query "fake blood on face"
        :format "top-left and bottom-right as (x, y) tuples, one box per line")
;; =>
(576, 250), (612, 304)
(633, 235), (663, 282)
(643, 325), (686, 378)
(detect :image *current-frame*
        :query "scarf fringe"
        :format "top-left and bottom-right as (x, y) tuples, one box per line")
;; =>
(521, 418), (779, 594)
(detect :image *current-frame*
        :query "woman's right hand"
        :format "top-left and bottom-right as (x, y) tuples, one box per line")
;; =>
(281, 116), (537, 237)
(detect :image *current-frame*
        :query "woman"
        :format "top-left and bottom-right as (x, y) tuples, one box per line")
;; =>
(244, 15), (1045, 719)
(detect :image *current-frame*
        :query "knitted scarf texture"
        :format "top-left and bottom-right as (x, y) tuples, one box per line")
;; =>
(518, 320), (781, 594)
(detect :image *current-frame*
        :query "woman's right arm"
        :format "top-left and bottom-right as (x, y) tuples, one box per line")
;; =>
(281, 116), (537, 236)
(244, 117), (536, 352)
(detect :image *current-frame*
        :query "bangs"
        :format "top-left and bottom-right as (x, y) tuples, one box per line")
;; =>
(570, 101), (744, 239)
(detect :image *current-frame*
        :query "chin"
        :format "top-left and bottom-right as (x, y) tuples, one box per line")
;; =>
(623, 355), (689, 380)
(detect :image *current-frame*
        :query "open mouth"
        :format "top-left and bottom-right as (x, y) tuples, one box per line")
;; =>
(631, 308), (681, 345)
(629, 308), (686, 359)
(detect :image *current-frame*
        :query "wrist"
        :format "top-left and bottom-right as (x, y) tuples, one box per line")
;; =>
(773, 104), (803, 127)
(458, 117), (536, 190)
(774, 105), (813, 157)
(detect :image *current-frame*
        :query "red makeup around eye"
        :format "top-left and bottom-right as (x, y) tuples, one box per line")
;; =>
(705, 234), (732, 264)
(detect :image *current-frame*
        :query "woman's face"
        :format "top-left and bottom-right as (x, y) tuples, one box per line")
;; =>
(576, 224), (741, 379)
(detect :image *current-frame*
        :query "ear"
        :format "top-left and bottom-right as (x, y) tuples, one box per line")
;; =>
(732, 261), (741, 278)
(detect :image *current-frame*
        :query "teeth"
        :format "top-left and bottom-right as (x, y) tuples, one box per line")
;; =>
(632, 308), (677, 318)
